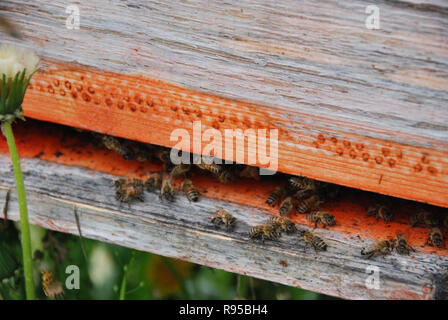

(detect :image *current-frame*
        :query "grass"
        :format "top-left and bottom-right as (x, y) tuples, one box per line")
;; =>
(0, 223), (335, 300)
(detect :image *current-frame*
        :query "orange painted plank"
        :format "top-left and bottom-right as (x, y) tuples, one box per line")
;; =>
(22, 61), (448, 207)
(3, 119), (447, 257)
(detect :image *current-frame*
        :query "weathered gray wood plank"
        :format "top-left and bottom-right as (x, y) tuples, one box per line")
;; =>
(0, 154), (447, 299)
(1, 1), (448, 208)
(1, 0), (448, 148)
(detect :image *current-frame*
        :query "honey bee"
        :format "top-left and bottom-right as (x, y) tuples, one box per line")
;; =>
(361, 240), (392, 259)
(238, 166), (260, 181)
(249, 224), (280, 243)
(156, 148), (171, 164)
(154, 148), (173, 171)
(288, 176), (307, 190)
(391, 234), (415, 255)
(410, 210), (439, 228)
(367, 204), (392, 223)
(124, 141), (153, 162)
(136, 148), (153, 162)
(170, 164), (191, 179)
(181, 179), (200, 202)
(301, 230), (327, 252)
(217, 168), (234, 183)
(196, 162), (222, 175)
(290, 177), (324, 199)
(114, 178), (144, 203)
(145, 172), (162, 192)
(101, 135), (132, 160)
(268, 216), (296, 234)
(279, 196), (295, 216)
(306, 211), (336, 229)
(426, 227), (444, 248)
(211, 209), (236, 231)
(160, 175), (175, 201)
(41, 271), (64, 299)
(297, 194), (324, 214)
(266, 185), (289, 207)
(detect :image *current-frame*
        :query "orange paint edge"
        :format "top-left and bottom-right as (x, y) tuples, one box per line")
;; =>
(3, 120), (447, 258)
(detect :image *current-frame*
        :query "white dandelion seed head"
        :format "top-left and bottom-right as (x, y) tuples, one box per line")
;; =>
(0, 43), (39, 80)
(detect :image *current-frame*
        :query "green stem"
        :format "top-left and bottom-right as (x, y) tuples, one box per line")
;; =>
(119, 268), (128, 300)
(119, 256), (134, 300)
(1, 121), (35, 300)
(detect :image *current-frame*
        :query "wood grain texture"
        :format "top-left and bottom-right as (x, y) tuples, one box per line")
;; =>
(0, 0), (447, 206)
(0, 153), (447, 300)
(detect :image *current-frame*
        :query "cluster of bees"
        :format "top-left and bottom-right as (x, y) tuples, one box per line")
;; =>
(98, 133), (197, 203)
(242, 176), (340, 250)
(264, 176), (447, 256)
(95, 133), (260, 204)
(410, 210), (447, 248)
(92, 132), (447, 257)
(95, 132), (333, 250)
(211, 209), (327, 251)
(113, 157), (257, 205)
(360, 205), (447, 259)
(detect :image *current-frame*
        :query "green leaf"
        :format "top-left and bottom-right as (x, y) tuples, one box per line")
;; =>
(0, 244), (19, 280)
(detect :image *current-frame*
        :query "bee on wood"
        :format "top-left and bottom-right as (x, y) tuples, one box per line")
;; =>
(266, 185), (289, 207)
(249, 224), (280, 243)
(101, 135), (132, 160)
(124, 141), (153, 162)
(279, 196), (295, 216)
(238, 166), (260, 181)
(135, 148), (153, 162)
(367, 204), (392, 223)
(300, 230), (327, 252)
(217, 168), (234, 183)
(181, 179), (200, 202)
(155, 148), (173, 171)
(391, 234), (415, 255)
(426, 227), (444, 248)
(196, 162), (222, 175)
(288, 176), (307, 190)
(114, 178), (144, 203)
(410, 210), (439, 228)
(156, 148), (171, 164)
(211, 209), (236, 231)
(268, 216), (296, 234)
(145, 172), (162, 192)
(170, 163), (191, 179)
(160, 175), (175, 201)
(361, 240), (392, 259)
(290, 177), (324, 199)
(297, 194), (324, 214)
(306, 211), (336, 229)
(41, 271), (64, 299)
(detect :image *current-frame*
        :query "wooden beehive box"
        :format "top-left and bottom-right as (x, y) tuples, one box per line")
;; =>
(0, 0), (447, 299)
